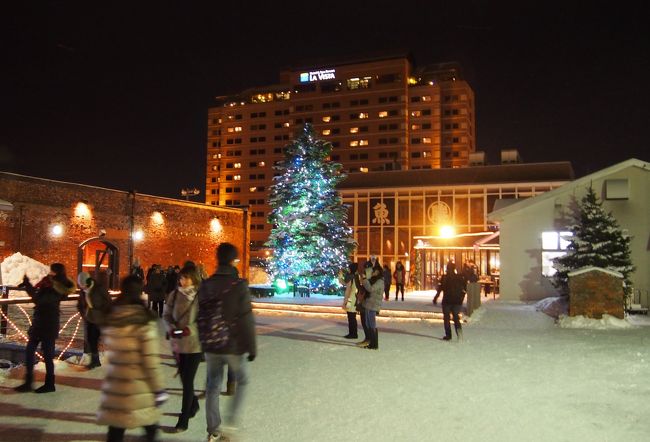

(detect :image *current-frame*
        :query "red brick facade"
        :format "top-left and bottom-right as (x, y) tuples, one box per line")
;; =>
(568, 267), (624, 319)
(0, 172), (249, 288)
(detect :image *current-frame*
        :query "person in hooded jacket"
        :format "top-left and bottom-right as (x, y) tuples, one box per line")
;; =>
(342, 262), (361, 339)
(14, 263), (76, 393)
(97, 275), (167, 442)
(77, 271), (112, 370)
(438, 262), (467, 341)
(163, 265), (202, 432)
(361, 261), (384, 350)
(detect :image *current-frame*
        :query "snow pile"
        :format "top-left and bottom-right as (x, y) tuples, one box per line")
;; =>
(249, 265), (271, 285)
(535, 296), (569, 318)
(558, 313), (634, 330)
(1, 252), (49, 288)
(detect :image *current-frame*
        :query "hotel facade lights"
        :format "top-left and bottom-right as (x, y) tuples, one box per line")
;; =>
(206, 54), (476, 252)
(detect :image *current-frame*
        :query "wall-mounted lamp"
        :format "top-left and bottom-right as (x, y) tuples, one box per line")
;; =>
(133, 229), (144, 241)
(210, 217), (222, 233)
(151, 211), (164, 225)
(51, 224), (64, 237)
(75, 201), (91, 218)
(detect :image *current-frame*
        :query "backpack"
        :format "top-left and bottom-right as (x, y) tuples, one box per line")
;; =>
(197, 278), (242, 352)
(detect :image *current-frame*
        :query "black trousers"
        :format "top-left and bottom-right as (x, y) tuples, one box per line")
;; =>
(395, 283), (405, 299)
(25, 335), (55, 386)
(346, 311), (358, 337)
(384, 285), (390, 300)
(442, 304), (462, 338)
(151, 300), (164, 318)
(84, 320), (101, 355)
(177, 353), (202, 422)
(359, 306), (369, 340)
(107, 425), (157, 442)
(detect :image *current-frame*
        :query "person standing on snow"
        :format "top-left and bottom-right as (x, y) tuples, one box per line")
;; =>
(77, 271), (111, 369)
(382, 264), (391, 301)
(14, 263), (76, 393)
(393, 261), (406, 301)
(342, 262), (361, 339)
(438, 262), (466, 341)
(361, 261), (384, 350)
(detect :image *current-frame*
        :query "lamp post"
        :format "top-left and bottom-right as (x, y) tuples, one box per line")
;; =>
(181, 188), (200, 201)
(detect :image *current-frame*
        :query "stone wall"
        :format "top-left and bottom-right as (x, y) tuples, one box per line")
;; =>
(0, 172), (249, 288)
(568, 267), (624, 319)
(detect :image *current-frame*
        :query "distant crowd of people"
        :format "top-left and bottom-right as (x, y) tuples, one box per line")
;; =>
(14, 243), (256, 442)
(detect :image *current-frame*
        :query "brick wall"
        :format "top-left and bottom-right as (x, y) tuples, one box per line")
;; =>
(568, 268), (624, 319)
(0, 173), (249, 288)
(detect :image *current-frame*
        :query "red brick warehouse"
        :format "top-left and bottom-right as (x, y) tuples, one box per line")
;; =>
(0, 172), (250, 289)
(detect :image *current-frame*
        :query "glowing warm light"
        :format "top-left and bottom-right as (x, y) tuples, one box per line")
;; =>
(349, 127), (359, 134)
(322, 116), (331, 122)
(75, 202), (91, 218)
(265, 250), (271, 256)
(322, 129), (331, 136)
(439, 225), (455, 238)
(378, 111), (388, 118)
(210, 218), (222, 233)
(359, 167), (369, 173)
(133, 229), (144, 241)
(258, 161), (265, 167)
(151, 211), (164, 225)
(51, 224), (63, 237)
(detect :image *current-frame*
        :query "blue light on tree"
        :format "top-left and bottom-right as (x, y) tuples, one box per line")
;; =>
(265, 124), (356, 294)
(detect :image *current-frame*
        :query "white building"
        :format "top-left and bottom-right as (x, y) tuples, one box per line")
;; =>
(489, 159), (650, 304)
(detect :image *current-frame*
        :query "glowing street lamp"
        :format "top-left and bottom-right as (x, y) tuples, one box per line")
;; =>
(439, 225), (455, 238)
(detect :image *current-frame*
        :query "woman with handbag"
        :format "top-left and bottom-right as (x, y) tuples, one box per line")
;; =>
(162, 265), (202, 432)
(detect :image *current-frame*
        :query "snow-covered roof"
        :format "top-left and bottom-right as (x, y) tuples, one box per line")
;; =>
(567, 266), (623, 278)
(0, 199), (13, 211)
(489, 158), (650, 222)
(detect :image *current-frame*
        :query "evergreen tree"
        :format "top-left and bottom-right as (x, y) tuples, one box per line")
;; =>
(412, 251), (422, 290)
(553, 185), (635, 294)
(266, 124), (355, 294)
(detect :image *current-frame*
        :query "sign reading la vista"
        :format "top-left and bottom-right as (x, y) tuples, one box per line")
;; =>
(300, 69), (336, 82)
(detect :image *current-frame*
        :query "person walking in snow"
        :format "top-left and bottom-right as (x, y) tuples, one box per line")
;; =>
(77, 271), (111, 369)
(14, 263), (76, 393)
(355, 260), (374, 347)
(97, 275), (167, 442)
(393, 261), (406, 301)
(361, 261), (384, 350)
(163, 265), (202, 432)
(438, 262), (466, 341)
(198, 243), (256, 442)
(342, 262), (361, 339)
(382, 264), (391, 301)
(146, 265), (167, 318)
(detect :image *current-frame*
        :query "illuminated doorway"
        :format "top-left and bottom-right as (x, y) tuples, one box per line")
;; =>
(77, 237), (119, 290)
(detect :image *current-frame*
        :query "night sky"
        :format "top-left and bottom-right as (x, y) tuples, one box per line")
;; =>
(2, 2), (648, 198)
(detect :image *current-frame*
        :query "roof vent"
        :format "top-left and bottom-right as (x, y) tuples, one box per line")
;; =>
(501, 149), (522, 164)
(469, 151), (486, 166)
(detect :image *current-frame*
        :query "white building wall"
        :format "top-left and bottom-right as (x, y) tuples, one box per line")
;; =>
(497, 163), (650, 303)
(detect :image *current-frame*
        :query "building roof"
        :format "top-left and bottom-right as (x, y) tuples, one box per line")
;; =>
(488, 158), (650, 222)
(337, 162), (574, 191)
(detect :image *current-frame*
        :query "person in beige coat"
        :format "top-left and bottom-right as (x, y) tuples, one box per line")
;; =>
(163, 265), (202, 432)
(98, 275), (167, 442)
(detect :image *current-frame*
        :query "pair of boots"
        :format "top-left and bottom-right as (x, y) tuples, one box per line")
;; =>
(86, 353), (101, 370)
(175, 396), (200, 432)
(14, 375), (55, 393)
(357, 328), (379, 350)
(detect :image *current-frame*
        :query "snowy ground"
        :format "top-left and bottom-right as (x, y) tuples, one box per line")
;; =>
(2, 302), (650, 441)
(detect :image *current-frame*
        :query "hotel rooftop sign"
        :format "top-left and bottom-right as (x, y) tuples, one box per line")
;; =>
(299, 69), (336, 82)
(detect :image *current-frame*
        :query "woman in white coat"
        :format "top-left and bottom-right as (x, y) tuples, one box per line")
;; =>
(342, 262), (361, 339)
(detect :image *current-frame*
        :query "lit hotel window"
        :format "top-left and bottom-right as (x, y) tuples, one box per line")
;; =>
(378, 111), (388, 118)
(408, 77), (418, 85)
(259, 161), (265, 167)
(212, 154), (218, 159)
(359, 140), (369, 146)
(211, 166), (218, 171)
(411, 110), (421, 117)
(360, 167), (369, 173)
(350, 127), (359, 134)
(283, 122), (290, 128)
(422, 137), (432, 144)
(234, 163), (241, 169)
(347, 76), (371, 90)
(249, 186), (257, 192)
(218, 118), (222, 123)
(227, 127), (234, 133)
(234, 126), (242, 132)
(322, 116), (331, 122)
(350, 140), (359, 147)
(423, 151), (431, 158)
(411, 124), (421, 130)
(422, 96), (432, 102)
(234, 175), (241, 181)
(359, 112), (369, 119)
(322, 129), (331, 136)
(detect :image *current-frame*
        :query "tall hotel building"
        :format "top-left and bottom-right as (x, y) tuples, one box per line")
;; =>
(205, 54), (476, 252)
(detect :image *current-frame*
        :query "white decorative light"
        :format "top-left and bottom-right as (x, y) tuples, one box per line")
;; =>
(51, 224), (63, 237)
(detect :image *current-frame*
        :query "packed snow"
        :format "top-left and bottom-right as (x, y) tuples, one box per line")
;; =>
(1, 252), (49, 290)
(558, 313), (635, 329)
(1, 302), (650, 441)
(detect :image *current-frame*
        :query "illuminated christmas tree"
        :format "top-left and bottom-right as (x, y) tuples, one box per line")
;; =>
(553, 185), (635, 295)
(266, 124), (355, 294)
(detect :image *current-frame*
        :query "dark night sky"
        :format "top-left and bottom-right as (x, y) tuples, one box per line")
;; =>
(2, 2), (648, 198)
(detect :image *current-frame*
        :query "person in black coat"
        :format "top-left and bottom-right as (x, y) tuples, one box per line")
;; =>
(77, 272), (112, 369)
(14, 263), (76, 393)
(438, 262), (466, 341)
(146, 265), (167, 317)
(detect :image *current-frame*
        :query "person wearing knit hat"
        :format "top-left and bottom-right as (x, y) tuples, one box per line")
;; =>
(77, 271), (111, 369)
(14, 262), (76, 393)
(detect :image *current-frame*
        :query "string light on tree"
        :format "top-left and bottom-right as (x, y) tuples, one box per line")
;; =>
(266, 124), (356, 294)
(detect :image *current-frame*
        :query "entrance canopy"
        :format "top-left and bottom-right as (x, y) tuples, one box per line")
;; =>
(0, 199), (13, 211)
